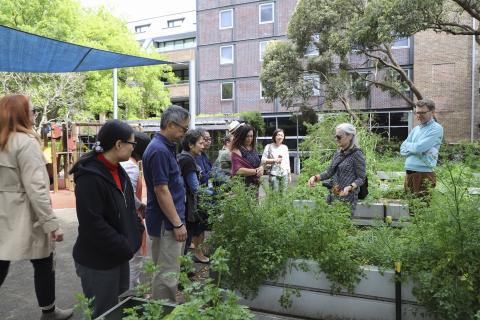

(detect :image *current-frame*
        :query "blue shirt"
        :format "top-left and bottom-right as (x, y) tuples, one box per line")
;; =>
(195, 152), (212, 185)
(400, 119), (443, 172)
(142, 133), (185, 235)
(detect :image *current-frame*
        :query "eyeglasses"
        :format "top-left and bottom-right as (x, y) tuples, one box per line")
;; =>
(335, 135), (344, 140)
(172, 121), (189, 133)
(204, 137), (212, 141)
(414, 111), (430, 115)
(123, 141), (137, 148)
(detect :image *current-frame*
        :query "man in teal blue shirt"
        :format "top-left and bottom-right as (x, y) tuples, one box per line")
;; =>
(400, 99), (443, 196)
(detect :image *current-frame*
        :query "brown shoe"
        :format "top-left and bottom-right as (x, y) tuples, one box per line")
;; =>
(40, 307), (73, 320)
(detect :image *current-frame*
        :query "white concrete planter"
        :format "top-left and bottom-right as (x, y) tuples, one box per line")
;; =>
(293, 200), (410, 226)
(240, 259), (434, 320)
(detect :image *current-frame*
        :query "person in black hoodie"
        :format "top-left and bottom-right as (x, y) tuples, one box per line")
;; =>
(69, 120), (144, 318)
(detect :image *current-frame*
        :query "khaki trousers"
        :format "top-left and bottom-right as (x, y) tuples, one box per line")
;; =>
(151, 227), (185, 302)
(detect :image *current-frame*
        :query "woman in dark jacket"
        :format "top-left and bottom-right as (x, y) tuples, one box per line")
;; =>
(70, 120), (144, 318)
(177, 129), (210, 263)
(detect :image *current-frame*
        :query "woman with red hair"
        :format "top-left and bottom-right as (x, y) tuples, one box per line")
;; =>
(0, 95), (72, 320)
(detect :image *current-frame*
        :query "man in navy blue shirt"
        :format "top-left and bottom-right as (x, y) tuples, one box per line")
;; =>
(142, 105), (190, 302)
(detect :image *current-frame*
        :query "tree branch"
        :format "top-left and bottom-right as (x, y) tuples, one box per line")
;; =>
(451, 0), (480, 21)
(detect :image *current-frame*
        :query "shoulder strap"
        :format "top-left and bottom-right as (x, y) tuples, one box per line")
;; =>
(332, 148), (360, 174)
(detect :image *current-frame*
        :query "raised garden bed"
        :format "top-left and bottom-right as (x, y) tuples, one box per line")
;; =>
(240, 259), (434, 320)
(293, 200), (410, 227)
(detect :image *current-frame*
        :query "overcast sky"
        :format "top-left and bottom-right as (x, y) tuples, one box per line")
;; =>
(79, 0), (195, 22)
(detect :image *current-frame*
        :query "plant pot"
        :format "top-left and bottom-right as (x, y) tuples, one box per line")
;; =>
(95, 296), (176, 320)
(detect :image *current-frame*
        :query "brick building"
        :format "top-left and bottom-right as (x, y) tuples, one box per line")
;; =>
(127, 9), (196, 112)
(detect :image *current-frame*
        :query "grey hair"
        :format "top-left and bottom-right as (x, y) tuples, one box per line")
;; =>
(160, 105), (190, 130)
(416, 99), (435, 111)
(336, 123), (359, 149)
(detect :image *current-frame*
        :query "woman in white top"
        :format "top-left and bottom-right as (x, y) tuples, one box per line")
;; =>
(261, 129), (291, 192)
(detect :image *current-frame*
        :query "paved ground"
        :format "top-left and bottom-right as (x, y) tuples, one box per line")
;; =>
(0, 208), (83, 320)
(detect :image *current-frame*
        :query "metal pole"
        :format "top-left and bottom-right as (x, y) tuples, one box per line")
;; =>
(395, 262), (402, 320)
(113, 68), (118, 119)
(189, 60), (196, 129)
(471, 18), (477, 142)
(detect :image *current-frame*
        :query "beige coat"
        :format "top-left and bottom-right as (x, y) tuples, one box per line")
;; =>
(0, 132), (59, 260)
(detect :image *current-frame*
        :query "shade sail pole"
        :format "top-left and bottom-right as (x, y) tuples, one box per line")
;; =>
(113, 68), (118, 119)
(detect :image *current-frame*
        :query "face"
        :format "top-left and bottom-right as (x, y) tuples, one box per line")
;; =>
(225, 138), (232, 150)
(28, 101), (35, 124)
(203, 131), (212, 149)
(169, 119), (190, 141)
(190, 136), (205, 156)
(244, 130), (254, 147)
(274, 131), (284, 144)
(335, 128), (352, 150)
(117, 134), (135, 161)
(415, 106), (433, 124)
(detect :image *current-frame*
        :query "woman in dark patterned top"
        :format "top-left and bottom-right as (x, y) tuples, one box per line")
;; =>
(308, 123), (366, 206)
(231, 124), (264, 187)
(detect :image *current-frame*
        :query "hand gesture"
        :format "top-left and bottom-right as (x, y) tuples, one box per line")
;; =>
(256, 166), (264, 177)
(339, 185), (353, 197)
(307, 175), (317, 187)
(173, 224), (187, 242)
(51, 228), (64, 242)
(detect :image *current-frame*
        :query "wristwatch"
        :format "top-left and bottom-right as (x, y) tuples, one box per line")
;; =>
(173, 223), (184, 229)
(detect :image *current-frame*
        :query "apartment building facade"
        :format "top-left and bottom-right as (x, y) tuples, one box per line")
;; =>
(127, 9), (196, 112)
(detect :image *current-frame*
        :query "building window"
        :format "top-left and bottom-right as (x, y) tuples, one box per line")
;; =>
(134, 24), (150, 33)
(219, 9), (233, 29)
(392, 37), (410, 49)
(221, 82), (234, 100)
(259, 3), (274, 24)
(259, 41), (270, 61)
(167, 18), (184, 28)
(369, 111), (411, 141)
(304, 75), (321, 96)
(154, 38), (196, 51)
(220, 45), (234, 64)
(260, 83), (266, 99)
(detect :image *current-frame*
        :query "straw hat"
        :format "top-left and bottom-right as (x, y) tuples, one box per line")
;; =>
(228, 120), (242, 133)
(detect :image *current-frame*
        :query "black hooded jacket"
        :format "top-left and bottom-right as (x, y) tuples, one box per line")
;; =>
(71, 156), (144, 270)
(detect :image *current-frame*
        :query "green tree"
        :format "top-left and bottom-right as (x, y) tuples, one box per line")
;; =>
(387, 0), (480, 44)
(261, 0), (424, 119)
(0, 0), (175, 122)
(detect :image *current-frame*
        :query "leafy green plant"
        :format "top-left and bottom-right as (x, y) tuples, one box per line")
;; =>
(209, 179), (362, 300)
(74, 293), (94, 320)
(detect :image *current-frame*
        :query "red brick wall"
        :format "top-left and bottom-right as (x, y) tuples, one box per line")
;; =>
(414, 29), (479, 142)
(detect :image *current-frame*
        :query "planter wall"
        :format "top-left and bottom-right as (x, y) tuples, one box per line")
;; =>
(240, 259), (434, 320)
(293, 200), (410, 226)
(96, 297), (175, 320)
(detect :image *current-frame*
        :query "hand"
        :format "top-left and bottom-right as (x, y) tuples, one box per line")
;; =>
(256, 166), (264, 177)
(51, 228), (64, 242)
(173, 225), (187, 242)
(339, 186), (353, 196)
(275, 158), (282, 164)
(307, 175), (317, 187)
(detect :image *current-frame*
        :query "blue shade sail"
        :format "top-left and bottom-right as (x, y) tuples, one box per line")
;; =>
(0, 25), (172, 73)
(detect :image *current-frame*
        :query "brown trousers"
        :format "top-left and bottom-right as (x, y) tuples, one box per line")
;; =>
(404, 171), (436, 196)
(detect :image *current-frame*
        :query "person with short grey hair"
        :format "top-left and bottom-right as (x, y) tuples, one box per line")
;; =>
(307, 123), (366, 207)
(142, 105), (190, 302)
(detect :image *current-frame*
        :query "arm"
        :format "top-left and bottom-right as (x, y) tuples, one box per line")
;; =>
(352, 151), (366, 188)
(401, 125), (443, 154)
(400, 129), (414, 156)
(185, 170), (200, 194)
(307, 152), (337, 187)
(154, 185), (187, 242)
(17, 137), (59, 234)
